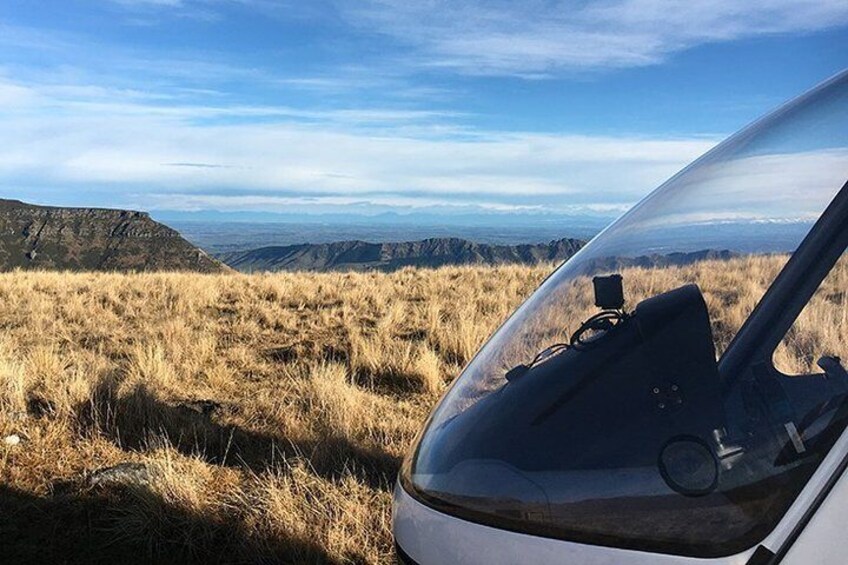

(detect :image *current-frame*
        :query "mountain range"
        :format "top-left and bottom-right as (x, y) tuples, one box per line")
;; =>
(217, 237), (587, 272)
(0, 199), (743, 275)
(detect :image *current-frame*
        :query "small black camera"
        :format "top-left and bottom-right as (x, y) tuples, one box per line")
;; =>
(593, 274), (624, 310)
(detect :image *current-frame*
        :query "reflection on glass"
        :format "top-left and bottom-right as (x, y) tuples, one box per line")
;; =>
(402, 70), (848, 557)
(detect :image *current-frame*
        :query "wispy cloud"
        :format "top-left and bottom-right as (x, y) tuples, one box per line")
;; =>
(0, 20), (451, 109)
(164, 162), (235, 168)
(629, 149), (848, 230)
(106, 0), (225, 24)
(112, 0), (186, 6)
(0, 75), (715, 213)
(335, 0), (848, 76)
(3, 2), (842, 217)
(98, 1), (848, 77)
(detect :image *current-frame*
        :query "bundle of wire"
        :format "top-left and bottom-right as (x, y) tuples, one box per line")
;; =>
(504, 309), (629, 381)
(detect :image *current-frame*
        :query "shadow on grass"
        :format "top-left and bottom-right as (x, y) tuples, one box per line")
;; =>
(0, 482), (344, 565)
(76, 376), (401, 491)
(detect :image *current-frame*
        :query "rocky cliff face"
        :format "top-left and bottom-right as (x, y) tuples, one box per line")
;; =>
(218, 237), (586, 272)
(0, 199), (225, 272)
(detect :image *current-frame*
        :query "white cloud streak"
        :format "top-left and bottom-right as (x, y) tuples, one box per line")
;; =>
(631, 149), (848, 229)
(0, 76), (715, 212)
(98, 1), (848, 77)
(336, 0), (848, 76)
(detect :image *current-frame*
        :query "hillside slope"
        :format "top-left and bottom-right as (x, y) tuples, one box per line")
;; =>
(218, 237), (586, 272)
(0, 199), (225, 272)
(1, 257), (841, 563)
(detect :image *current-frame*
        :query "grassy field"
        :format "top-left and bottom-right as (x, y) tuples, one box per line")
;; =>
(0, 257), (844, 564)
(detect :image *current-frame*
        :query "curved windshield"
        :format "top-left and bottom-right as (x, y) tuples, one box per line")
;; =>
(402, 70), (848, 558)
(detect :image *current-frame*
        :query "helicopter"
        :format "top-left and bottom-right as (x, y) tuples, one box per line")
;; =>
(393, 69), (848, 564)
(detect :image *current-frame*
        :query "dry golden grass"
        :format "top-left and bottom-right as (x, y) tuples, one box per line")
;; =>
(0, 265), (546, 564)
(0, 256), (844, 564)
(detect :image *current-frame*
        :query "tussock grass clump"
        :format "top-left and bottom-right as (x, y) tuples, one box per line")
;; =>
(0, 257), (843, 563)
(0, 264), (547, 564)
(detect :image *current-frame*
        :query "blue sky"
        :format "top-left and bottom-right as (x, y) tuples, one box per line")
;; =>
(0, 1), (847, 218)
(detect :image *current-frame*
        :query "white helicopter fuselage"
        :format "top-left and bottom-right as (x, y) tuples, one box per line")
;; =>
(392, 69), (848, 565)
(394, 420), (848, 564)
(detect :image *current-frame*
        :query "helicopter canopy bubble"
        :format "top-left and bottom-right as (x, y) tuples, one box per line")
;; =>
(401, 70), (848, 558)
